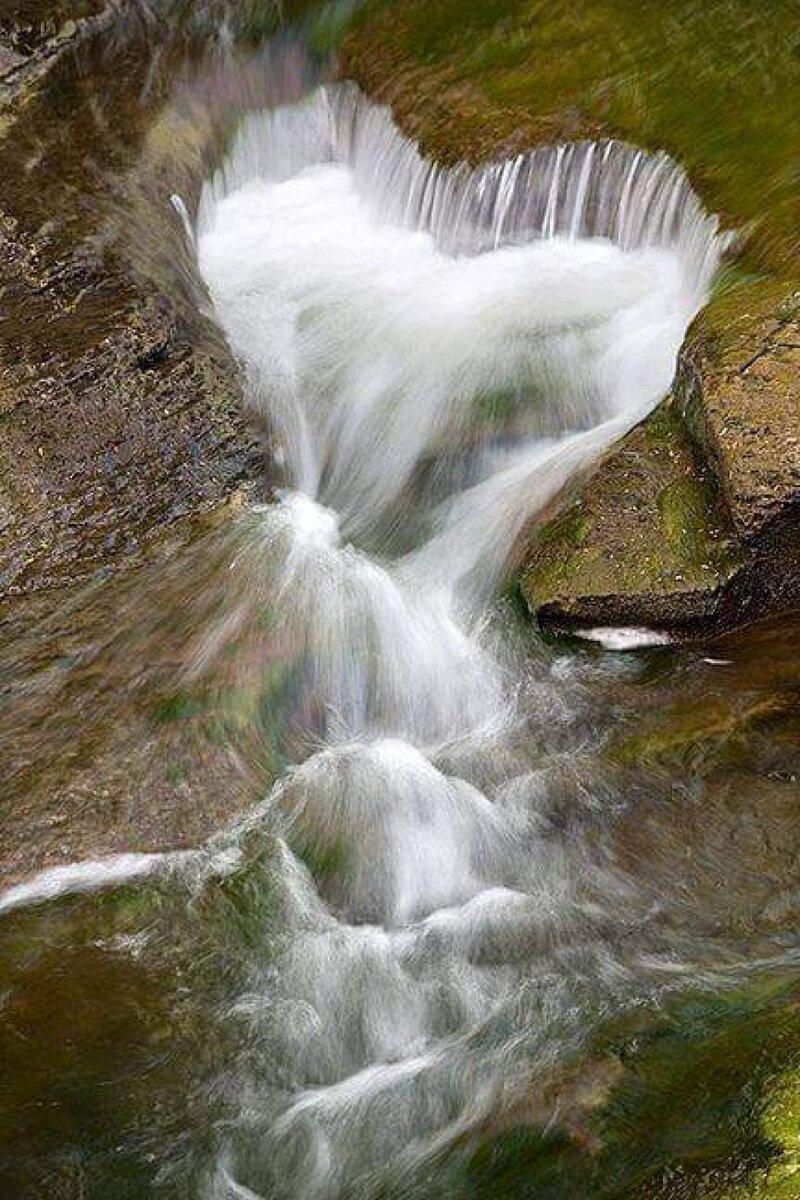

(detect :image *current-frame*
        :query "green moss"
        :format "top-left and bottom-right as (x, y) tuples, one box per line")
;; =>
(540, 503), (588, 549)
(753, 1075), (800, 1198)
(520, 532), (588, 607)
(399, 0), (529, 59)
(709, 1071), (800, 1199)
(152, 691), (208, 724)
(518, 397), (746, 621)
(306, 0), (369, 55)
(519, 502), (592, 605)
(658, 477), (720, 568)
(386, 978), (800, 1200)
(642, 405), (682, 449)
(165, 758), (189, 785)
(607, 693), (789, 773)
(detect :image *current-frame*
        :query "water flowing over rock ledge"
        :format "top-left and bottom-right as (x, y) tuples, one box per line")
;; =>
(3, 0), (796, 636)
(342, 8), (800, 638)
(2, 13), (800, 1199)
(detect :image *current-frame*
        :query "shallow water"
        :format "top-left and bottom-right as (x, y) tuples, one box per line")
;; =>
(1, 6), (799, 1200)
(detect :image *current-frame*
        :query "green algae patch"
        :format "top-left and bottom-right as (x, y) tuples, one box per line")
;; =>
(712, 1070), (800, 1199)
(658, 477), (726, 570)
(607, 692), (794, 775)
(153, 690), (210, 724)
(392, 979), (800, 1200)
(596, 983), (800, 1200)
(750, 1075), (800, 1199)
(519, 404), (742, 628)
(518, 502), (589, 604)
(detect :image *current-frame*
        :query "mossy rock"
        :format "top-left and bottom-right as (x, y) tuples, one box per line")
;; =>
(606, 692), (795, 774)
(519, 402), (743, 630)
(390, 978), (800, 1200)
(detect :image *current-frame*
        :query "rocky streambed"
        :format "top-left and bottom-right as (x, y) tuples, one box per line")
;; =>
(1, 7), (799, 1200)
(0, 0), (798, 880)
(0, 1), (303, 879)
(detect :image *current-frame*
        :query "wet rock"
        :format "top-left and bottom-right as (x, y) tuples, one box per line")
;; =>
(0, 3), (279, 878)
(518, 295), (800, 636)
(681, 296), (800, 541)
(0, 0), (260, 598)
(519, 402), (744, 631)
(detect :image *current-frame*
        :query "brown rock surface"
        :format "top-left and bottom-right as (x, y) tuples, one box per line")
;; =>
(0, 0), (259, 597)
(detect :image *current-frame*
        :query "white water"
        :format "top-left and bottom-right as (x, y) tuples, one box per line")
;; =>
(573, 626), (675, 650)
(0, 852), (194, 915)
(191, 84), (726, 1197)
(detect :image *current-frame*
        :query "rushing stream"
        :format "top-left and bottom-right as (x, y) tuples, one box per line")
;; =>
(2, 10), (799, 1200)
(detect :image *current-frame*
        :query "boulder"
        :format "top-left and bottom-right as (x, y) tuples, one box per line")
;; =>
(521, 295), (800, 635)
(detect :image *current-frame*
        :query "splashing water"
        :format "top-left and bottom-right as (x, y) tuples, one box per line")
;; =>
(195, 84), (722, 739)
(173, 83), (732, 1196)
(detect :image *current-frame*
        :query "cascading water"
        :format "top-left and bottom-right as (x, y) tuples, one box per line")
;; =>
(3, 7), (800, 1198)
(159, 83), (732, 1197)
(194, 82), (723, 751)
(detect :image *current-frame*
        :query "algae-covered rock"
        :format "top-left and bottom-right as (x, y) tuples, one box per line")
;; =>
(723, 1072), (800, 1199)
(403, 978), (800, 1200)
(519, 402), (744, 630)
(519, 313), (800, 634)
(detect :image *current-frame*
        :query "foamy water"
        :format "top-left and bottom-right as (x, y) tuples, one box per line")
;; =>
(0, 79), (727, 1199)
(182, 84), (730, 1198)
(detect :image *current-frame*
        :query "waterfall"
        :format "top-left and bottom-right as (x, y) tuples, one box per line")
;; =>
(0, 73), (731, 1198)
(185, 81), (732, 1197)
(199, 83), (726, 293)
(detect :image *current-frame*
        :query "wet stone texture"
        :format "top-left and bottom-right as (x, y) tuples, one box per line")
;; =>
(520, 300), (800, 634)
(0, 2), (271, 881)
(0, 1), (259, 599)
(519, 401), (744, 631)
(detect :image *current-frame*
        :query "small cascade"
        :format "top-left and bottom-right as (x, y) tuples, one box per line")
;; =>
(199, 83), (727, 294)
(185, 81), (732, 1198)
(2, 13), (797, 1200)
(0, 67), (741, 1200)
